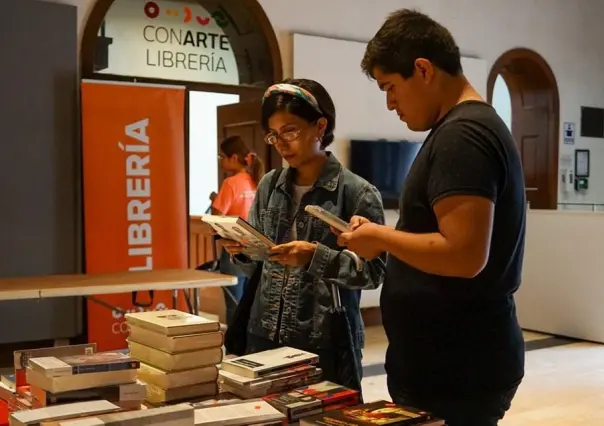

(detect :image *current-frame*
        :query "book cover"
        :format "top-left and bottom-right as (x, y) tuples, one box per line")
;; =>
(221, 347), (318, 378)
(125, 310), (220, 337)
(300, 400), (433, 426)
(127, 340), (223, 372)
(128, 324), (223, 354)
(193, 399), (286, 426)
(138, 363), (218, 390)
(29, 352), (139, 377)
(295, 381), (359, 406)
(219, 364), (317, 388)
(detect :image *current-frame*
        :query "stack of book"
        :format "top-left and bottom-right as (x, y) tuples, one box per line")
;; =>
(262, 381), (360, 422)
(125, 309), (223, 405)
(0, 344), (98, 414)
(219, 347), (322, 399)
(24, 351), (145, 410)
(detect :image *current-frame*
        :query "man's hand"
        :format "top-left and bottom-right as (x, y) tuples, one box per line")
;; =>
(337, 222), (383, 260)
(269, 241), (317, 267)
(330, 215), (371, 236)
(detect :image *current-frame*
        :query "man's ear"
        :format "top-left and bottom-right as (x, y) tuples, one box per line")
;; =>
(414, 58), (435, 83)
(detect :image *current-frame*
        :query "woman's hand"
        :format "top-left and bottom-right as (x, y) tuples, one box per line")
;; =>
(269, 241), (317, 267)
(220, 239), (246, 256)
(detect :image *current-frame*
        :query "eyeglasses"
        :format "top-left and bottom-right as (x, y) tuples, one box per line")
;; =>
(264, 128), (302, 145)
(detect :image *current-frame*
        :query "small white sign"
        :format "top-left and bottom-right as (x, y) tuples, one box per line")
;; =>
(563, 122), (575, 145)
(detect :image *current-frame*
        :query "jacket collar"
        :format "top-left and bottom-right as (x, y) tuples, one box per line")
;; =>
(276, 152), (342, 192)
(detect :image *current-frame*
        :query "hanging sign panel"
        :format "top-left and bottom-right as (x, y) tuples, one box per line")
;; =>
(81, 80), (188, 351)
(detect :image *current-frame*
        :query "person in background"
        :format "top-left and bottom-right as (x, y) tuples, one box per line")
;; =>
(335, 9), (526, 426)
(222, 79), (386, 385)
(211, 135), (265, 325)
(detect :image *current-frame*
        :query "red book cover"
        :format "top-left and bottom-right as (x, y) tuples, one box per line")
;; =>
(296, 381), (359, 406)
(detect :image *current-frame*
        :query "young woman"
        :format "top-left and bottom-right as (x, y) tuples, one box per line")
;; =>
(211, 136), (264, 324)
(223, 79), (386, 386)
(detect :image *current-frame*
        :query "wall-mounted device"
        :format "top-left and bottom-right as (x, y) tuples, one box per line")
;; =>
(574, 149), (590, 191)
(560, 167), (574, 192)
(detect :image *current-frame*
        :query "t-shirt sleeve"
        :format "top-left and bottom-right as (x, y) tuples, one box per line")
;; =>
(426, 120), (505, 206)
(212, 179), (235, 214)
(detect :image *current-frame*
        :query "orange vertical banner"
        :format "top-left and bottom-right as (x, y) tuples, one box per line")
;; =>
(81, 81), (188, 351)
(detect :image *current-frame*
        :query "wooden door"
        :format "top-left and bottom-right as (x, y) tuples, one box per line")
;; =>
(491, 51), (559, 210)
(217, 100), (281, 186)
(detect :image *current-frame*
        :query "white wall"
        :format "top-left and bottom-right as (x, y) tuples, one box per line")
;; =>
(293, 34), (487, 166)
(50, 0), (604, 206)
(188, 92), (239, 216)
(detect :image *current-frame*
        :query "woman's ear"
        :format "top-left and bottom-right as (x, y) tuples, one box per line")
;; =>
(316, 117), (328, 138)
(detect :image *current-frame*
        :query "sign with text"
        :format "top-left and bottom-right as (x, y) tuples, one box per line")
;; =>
(96, 0), (239, 85)
(81, 80), (189, 351)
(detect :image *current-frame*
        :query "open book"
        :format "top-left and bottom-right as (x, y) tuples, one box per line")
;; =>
(200, 215), (275, 260)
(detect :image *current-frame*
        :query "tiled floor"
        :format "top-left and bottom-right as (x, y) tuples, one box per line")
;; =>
(360, 326), (604, 425)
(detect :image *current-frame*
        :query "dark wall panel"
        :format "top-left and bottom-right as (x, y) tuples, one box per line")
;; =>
(0, 0), (82, 343)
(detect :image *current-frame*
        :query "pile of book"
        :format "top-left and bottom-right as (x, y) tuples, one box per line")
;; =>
(24, 350), (144, 410)
(0, 343), (99, 413)
(125, 309), (223, 405)
(218, 347), (322, 399)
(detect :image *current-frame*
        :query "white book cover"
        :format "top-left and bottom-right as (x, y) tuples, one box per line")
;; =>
(10, 400), (119, 425)
(200, 215), (275, 259)
(221, 347), (319, 378)
(125, 309), (219, 336)
(194, 400), (285, 426)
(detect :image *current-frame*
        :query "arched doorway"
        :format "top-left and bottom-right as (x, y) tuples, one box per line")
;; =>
(80, 0), (283, 321)
(488, 48), (559, 210)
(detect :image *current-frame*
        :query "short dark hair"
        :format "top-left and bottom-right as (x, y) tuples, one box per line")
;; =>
(261, 78), (336, 149)
(361, 9), (462, 79)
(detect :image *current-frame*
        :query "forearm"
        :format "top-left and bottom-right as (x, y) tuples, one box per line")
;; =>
(373, 225), (484, 278)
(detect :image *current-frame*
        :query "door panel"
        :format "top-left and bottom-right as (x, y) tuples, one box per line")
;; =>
(216, 100), (281, 186)
(503, 64), (555, 209)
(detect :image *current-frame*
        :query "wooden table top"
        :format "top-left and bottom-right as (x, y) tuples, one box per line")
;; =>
(0, 269), (236, 301)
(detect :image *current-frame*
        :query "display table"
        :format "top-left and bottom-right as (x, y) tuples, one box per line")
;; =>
(0, 269), (235, 301)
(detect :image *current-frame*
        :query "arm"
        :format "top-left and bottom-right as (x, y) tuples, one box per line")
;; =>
(211, 180), (234, 216)
(307, 184), (386, 290)
(370, 120), (503, 278)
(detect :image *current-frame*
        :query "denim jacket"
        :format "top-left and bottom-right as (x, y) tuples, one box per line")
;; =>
(235, 153), (386, 351)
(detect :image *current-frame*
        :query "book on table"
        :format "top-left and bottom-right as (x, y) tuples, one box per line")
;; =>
(125, 310), (220, 337)
(221, 347), (319, 379)
(300, 400), (444, 426)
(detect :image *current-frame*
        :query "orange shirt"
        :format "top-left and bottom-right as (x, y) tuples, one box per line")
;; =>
(212, 172), (257, 220)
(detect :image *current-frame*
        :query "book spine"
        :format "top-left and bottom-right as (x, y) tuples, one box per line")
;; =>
(71, 360), (140, 375)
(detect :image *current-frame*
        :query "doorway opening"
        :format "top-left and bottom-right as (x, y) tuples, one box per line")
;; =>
(81, 0), (283, 322)
(487, 48), (559, 210)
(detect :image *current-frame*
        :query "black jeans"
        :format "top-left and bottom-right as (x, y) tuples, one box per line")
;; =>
(387, 376), (518, 426)
(246, 333), (364, 396)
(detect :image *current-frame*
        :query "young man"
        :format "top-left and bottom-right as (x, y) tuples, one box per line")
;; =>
(336, 9), (526, 426)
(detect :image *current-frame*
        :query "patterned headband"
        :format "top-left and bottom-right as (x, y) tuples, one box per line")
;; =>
(262, 83), (322, 114)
